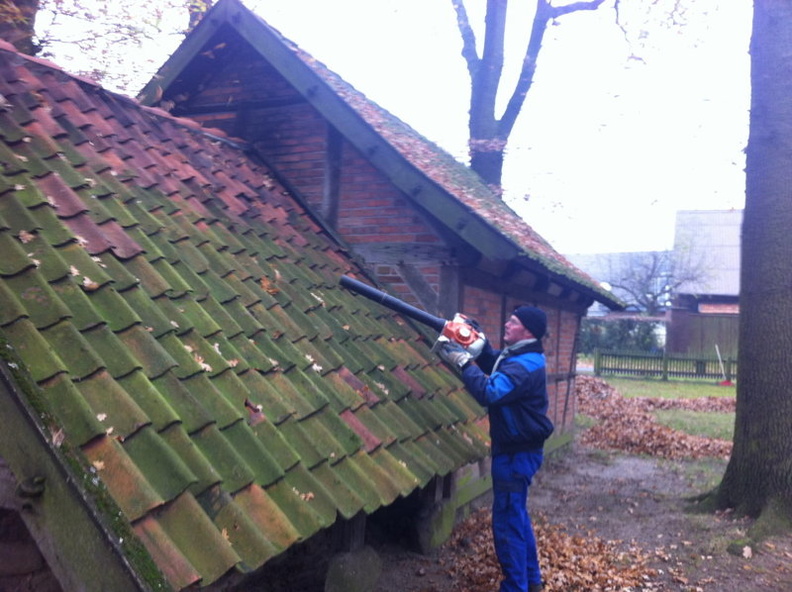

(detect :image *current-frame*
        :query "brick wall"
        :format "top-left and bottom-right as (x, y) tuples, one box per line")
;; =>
(336, 146), (441, 249)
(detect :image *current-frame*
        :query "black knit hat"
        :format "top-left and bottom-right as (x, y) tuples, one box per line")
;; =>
(513, 306), (547, 339)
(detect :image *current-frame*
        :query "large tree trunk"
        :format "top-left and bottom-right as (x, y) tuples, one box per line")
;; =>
(0, 0), (39, 55)
(715, 0), (792, 536)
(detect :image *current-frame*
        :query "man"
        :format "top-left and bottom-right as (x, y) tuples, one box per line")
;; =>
(435, 306), (554, 592)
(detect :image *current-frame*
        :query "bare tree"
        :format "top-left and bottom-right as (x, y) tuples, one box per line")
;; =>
(712, 0), (792, 539)
(452, 0), (605, 196)
(608, 251), (702, 316)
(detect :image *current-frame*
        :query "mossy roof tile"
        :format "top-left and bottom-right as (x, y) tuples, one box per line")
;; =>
(83, 282), (141, 331)
(122, 254), (177, 299)
(56, 240), (114, 287)
(346, 450), (401, 508)
(74, 369), (150, 438)
(202, 486), (278, 569)
(279, 462), (339, 526)
(115, 323), (178, 379)
(131, 514), (202, 591)
(123, 425), (199, 501)
(308, 461), (365, 520)
(235, 369), (292, 423)
(374, 399), (426, 442)
(81, 435), (165, 521)
(39, 319), (104, 379)
(283, 367), (332, 412)
(92, 250), (140, 290)
(5, 267), (71, 329)
(81, 323), (142, 378)
(180, 371), (244, 429)
(0, 278), (26, 326)
(38, 371), (106, 445)
(0, 227), (36, 276)
(244, 409), (300, 471)
(221, 420), (285, 486)
(118, 286), (172, 337)
(147, 492), (242, 585)
(414, 433), (457, 476)
(370, 447), (421, 497)
(50, 276), (106, 329)
(191, 423), (256, 494)
(149, 257), (194, 297)
(227, 332), (275, 372)
(115, 369), (180, 431)
(274, 417), (323, 470)
(326, 455), (385, 514)
(296, 407), (361, 461)
(158, 423), (223, 495)
(0, 190), (39, 232)
(385, 441), (435, 486)
(230, 484), (300, 553)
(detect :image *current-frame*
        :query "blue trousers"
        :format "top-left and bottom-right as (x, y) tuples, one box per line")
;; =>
(491, 450), (543, 592)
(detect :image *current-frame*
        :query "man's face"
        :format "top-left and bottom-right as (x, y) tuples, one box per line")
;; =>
(503, 314), (534, 346)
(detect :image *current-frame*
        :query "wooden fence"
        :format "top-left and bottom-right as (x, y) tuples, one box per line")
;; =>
(593, 349), (737, 381)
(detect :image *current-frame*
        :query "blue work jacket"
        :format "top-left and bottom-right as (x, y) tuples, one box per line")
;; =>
(461, 339), (554, 456)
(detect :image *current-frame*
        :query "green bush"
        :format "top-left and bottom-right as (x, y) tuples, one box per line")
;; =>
(579, 317), (661, 354)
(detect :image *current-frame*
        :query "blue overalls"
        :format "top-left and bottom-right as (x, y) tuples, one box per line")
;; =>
(461, 340), (553, 591)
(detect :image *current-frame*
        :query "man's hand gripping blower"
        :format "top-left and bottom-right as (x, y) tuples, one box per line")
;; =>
(339, 275), (486, 370)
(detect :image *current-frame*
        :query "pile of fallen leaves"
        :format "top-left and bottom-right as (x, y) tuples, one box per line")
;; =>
(445, 508), (656, 592)
(576, 375), (733, 460)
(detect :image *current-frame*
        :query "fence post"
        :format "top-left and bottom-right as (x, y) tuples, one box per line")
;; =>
(662, 349), (669, 381)
(594, 349), (601, 376)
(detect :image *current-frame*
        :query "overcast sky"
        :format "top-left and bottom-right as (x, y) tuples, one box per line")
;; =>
(254, 0), (752, 255)
(41, 0), (753, 256)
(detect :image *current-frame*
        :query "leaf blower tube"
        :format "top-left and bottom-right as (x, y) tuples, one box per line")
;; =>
(338, 275), (483, 348)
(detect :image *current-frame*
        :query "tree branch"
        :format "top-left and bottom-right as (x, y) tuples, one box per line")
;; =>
(549, 0), (606, 19)
(451, 0), (480, 80)
(473, 0), (507, 134)
(499, 0), (605, 137)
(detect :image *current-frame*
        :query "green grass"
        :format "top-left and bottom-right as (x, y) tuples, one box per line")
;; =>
(654, 409), (735, 441)
(605, 377), (736, 399)
(599, 377), (736, 442)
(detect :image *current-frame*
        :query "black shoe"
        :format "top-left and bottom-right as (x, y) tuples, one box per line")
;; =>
(528, 583), (544, 592)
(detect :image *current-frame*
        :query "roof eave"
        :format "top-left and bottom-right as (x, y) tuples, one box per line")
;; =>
(0, 357), (163, 591)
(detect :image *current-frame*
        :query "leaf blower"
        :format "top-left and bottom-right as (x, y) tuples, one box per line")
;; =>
(338, 275), (486, 355)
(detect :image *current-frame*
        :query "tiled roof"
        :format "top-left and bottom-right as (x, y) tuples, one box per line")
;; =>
(0, 41), (489, 589)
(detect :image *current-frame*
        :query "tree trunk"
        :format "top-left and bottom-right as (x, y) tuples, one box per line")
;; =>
(188, 0), (214, 32)
(454, 0), (604, 197)
(467, 0), (510, 195)
(715, 0), (792, 536)
(0, 0), (39, 55)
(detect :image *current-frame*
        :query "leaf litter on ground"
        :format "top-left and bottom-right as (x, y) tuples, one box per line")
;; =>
(439, 375), (737, 592)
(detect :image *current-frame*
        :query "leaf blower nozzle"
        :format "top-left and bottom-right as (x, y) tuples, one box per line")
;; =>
(338, 275), (483, 348)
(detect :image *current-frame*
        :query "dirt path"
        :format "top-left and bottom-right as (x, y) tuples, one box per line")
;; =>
(531, 444), (792, 591)
(375, 443), (792, 592)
